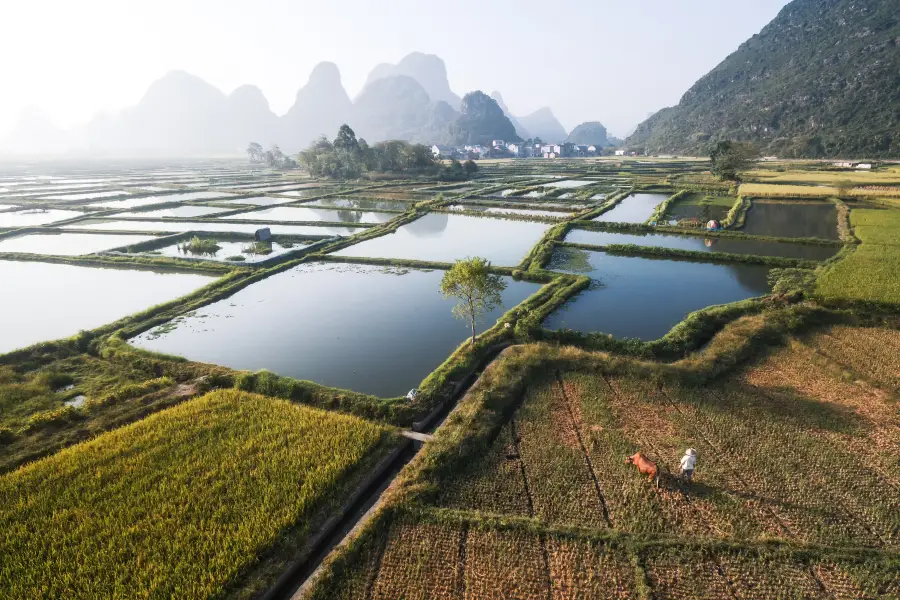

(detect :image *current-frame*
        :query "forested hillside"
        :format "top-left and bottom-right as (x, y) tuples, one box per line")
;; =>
(627, 0), (900, 158)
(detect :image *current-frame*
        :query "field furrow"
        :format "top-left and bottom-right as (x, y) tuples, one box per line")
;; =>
(464, 527), (549, 600)
(370, 519), (463, 599)
(516, 379), (609, 528)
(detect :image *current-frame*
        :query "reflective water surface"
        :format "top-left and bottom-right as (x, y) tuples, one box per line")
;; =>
(333, 213), (550, 266)
(565, 229), (839, 260)
(543, 248), (772, 340)
(132, 262), (541, 396)
(0, 260), (212, 353)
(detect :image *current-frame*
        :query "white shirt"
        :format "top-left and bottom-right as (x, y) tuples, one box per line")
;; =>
(680, 454), (697, 471)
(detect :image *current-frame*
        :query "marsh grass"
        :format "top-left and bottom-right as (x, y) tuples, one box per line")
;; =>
(179, 235), (221, 255)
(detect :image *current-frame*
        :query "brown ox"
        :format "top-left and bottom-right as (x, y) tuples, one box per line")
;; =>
(626, 452), (659, 487)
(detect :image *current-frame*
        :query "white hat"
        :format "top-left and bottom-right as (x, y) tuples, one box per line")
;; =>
(686, 448), (697, 456)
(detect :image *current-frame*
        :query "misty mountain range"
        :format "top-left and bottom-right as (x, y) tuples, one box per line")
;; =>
(2, 52), (590, 156)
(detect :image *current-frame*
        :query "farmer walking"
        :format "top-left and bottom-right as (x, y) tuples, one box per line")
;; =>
(680, 448), (697, 483)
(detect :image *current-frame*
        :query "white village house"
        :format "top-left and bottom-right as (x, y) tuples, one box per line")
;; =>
(431, 145), (454, 158)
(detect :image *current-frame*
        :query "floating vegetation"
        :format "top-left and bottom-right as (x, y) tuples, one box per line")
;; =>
(178, 236), (221, 256)
(241, 241), (273, 255)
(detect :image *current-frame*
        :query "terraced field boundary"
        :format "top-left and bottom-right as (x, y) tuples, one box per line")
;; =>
(646, 189), (688, 224)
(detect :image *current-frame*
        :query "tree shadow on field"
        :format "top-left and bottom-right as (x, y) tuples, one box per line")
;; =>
(704, 383), (863, 435)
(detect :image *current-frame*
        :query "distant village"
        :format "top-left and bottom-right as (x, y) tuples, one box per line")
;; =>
(430, 141), (631, 160)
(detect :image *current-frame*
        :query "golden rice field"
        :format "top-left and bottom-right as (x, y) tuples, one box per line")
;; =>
(746, 166), (900, 184)
(0, 390), (398, 599)
(740, 182), (900, 198)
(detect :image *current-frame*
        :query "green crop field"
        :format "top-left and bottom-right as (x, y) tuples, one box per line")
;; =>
(0, 389), (399, 598)
(818, 205), (900, 304)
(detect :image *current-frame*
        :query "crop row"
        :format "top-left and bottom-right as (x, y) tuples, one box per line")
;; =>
(0, 390), (399, 598)
(803, 325), (900, 392)
(433, 357), (899, 547)
(317, 513), (898, 599)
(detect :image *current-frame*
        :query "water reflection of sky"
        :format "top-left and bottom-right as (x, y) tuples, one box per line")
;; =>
(132, 262), (541, 396)
(544, 248), (772, 340)
(334, 213), (550, 266)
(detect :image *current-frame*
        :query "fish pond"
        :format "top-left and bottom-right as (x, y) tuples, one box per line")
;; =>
(594, 193), (669, 223)
(565, 229), (839, 261)
(333, 213), (551, 266)
(221, 206), (398, 224)
(543, 247), (772, 340)
(131, 262), (541, 396)
(0, 260), (213, 354)
(741, 200), (839, 240)
(66, 220), (366, 237)
(0, 233), (156, 256)
(147, 239), (306, 263)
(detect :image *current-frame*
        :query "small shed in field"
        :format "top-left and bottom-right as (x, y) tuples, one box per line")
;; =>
(255, 227), (272, 242)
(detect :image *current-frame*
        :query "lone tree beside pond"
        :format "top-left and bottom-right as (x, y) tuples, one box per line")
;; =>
(440, 257), (507, 347)
(710, 140), (760, 181)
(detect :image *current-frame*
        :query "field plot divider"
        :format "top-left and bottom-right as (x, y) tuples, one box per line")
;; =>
(554, 371), (613, 527)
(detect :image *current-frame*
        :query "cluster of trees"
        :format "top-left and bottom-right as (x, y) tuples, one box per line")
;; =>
(295, 125), (477, 181)
(710, 140), (760, 181)
(245, 143), (296, 169)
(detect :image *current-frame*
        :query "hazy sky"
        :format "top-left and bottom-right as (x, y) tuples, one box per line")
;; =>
(2, 0), (791, 138)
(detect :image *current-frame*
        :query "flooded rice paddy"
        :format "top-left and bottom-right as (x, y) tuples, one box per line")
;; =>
(43, 190), (130, 201)
(544, 248), (772, 340)
(132, 262), (541, 396)
(305, 198), (411, 211)
(565, 229), (839, 260)
(111, 205), (232, 218)
(221, 206), (399, 224)
(741, 200), (839, 240)
(149, 239), (306, 263)
(449, 205), (571, 218)
(0, 209), (84, 227)
(0, 233), (155, 256)
(333, 213), (550, 266)
(66, 220), (366, 237)
(216, 196), (301, 206)
(544, 179), (593, 188)
(593, 193), (668, 223)
(0, 260), (212, 354)
(87, 192), (236, 209)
